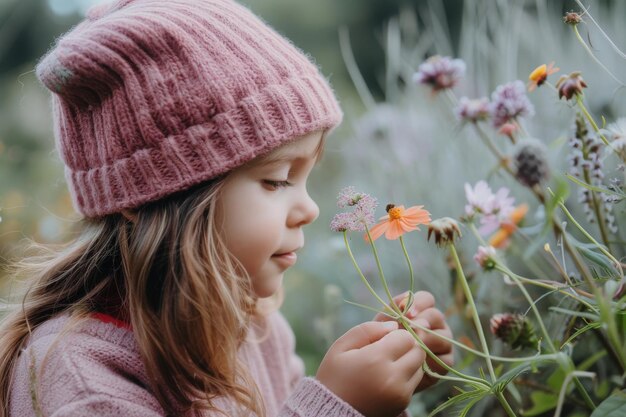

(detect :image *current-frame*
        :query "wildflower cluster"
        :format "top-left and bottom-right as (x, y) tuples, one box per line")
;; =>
(330, 187), (378, 232)
(336, 6), (626, 416)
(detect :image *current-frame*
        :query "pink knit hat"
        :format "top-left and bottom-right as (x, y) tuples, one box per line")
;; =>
(36, 0), (342, 217)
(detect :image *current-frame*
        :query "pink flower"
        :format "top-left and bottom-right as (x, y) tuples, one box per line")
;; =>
(464, 181), (494, 215)
(413, 56), (466, 92)
(489, 80), (535, 128)
(474, 246), (497, 270)
(456, 97), (490, 123)
(464, 181), (516, 235)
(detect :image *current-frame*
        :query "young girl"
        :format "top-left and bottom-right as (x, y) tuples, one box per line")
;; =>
(0, 1), (453, 416)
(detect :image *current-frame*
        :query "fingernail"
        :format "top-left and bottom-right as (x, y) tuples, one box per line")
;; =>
(409, 306), (418, 318)
(383, 321), (398, 331)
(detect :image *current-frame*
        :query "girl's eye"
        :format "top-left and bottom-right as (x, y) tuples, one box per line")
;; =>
(262, 179), (293, 189)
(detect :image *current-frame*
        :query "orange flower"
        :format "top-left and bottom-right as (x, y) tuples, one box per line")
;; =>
(528, 62), (559, 91)
(366, 204), (431, 241)
(489, 204), (529, 248)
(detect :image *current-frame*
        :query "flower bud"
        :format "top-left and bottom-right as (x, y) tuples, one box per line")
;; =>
(556, 72), (587, 100)
(490, 313), (539, 349)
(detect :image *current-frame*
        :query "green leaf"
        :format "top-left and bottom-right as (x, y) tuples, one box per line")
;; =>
(561, 321), (602, 347)
(566, 174), (626, 200)
(427, 388), (487, 417)
(522, 391), (558, 416)
(590, 390), (626, 417)
(549, 306), (600, 321)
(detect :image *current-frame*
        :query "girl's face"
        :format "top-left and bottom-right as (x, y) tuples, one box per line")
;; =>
(218, 131), (322, 298)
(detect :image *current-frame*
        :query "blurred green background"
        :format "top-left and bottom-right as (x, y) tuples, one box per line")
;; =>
(2, 0), (626, 415)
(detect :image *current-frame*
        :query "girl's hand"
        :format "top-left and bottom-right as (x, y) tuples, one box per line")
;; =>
(316, 321), (425, 417)
(373, 291), (454, 392)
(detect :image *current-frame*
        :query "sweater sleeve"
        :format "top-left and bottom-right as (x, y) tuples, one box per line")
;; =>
(275, 313), (412, 417)
(49, 395), (164, 417)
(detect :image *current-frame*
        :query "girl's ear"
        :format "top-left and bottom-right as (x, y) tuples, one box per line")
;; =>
(121, 209), (137, 223)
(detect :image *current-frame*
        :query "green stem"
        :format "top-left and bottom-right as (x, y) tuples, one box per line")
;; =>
(581, 166), (612, 253)
(572, 25), (625, 88)
(343, 231), (389, 310)
(449, 244), (497, 382)
(575, 94), (610, 146)
(496, 392), (518, 417)
(398, 236), (414, 314)
(397, 315), (491, 388)
(555, 196), (623, 279)
(498, 267), (597, 410)
(364, 225), (397, 311)
(472, 123), (514, 174)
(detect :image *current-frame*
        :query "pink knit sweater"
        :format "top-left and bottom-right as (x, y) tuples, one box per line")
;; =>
(9, 312), (411, 416)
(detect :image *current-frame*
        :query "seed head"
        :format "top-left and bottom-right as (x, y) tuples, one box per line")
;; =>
(490, 313), (539, 350)
(556, 72), (587, 100)
(514, 138), (550, 188)
(427, 217), (462, 247)
(563, 11), (583, 25)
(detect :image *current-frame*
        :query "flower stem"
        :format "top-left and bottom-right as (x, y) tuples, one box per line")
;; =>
(572, 25), (625, 88)
(496, 392), (518, 417)
(364, 225), (398, 311)
(449, 244), (497, 382)
(343, 231), (389, 310)
(497, 266), (597, 410)
(575, 94), (610, 146)
(398, 236), (414, 314)
(396, 315), (491, 388)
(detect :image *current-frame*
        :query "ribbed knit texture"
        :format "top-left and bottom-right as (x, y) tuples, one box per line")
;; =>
(9, 313), (411, 417)
(35, 0), (342, 217)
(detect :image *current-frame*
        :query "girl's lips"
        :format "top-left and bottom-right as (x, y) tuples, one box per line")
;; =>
(271, 251), (297, 267)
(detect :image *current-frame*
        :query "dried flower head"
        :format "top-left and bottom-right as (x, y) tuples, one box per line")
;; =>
(489, 80), (535, 129)
(490, 313), (539, 350)
(474, 246), (497, 270)
(563, 11), (583, 25)
(456, 97), (491, 123)
(528, 62), (559, 91)
(413, 56), (466, 92)
(427, 217), (462, 247)
(556, 71), (587, 100)
(514, 138), (550, 188)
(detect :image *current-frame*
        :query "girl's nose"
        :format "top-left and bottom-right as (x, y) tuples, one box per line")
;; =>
(291, 191), (319, 227)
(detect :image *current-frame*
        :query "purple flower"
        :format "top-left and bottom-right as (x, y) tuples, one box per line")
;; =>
(489, 80), (535, 128)
(413, 56), (466, 92)
(331, 187), (378, 232)
(456, 97), (491, 123)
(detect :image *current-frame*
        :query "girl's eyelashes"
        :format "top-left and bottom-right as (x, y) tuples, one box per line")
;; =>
(262, 179), (293, 189)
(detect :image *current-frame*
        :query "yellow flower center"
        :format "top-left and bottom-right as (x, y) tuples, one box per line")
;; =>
(388, 207), (403, 220)
(529, 64), (547, 82)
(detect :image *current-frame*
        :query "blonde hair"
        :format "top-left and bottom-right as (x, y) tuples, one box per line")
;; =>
(0, 178), (275, 417)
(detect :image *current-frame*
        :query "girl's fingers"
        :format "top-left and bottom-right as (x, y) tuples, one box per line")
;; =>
(415, 307), (446, 330)
(410, 291), (435, 313)
(373, 291), (436, 321)
(418, 328), (452, 354)
(371, 329), (420, 361)
(395, 345), (426, 379)
(426, 352), (454, 375)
